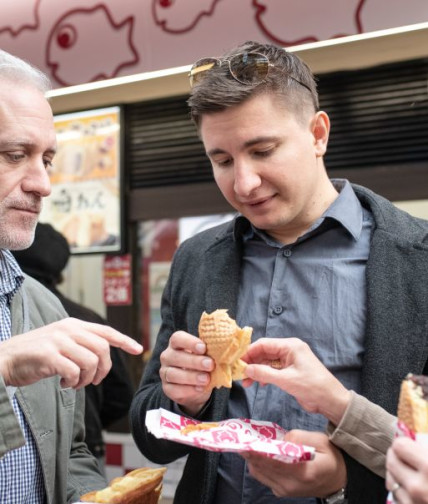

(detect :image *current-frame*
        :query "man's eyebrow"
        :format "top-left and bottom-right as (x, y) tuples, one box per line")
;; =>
(0, 140), (57, 155)
(206, 147), (227, 158)
(243, 136), (280, 148)
(206, 136), (279, 157)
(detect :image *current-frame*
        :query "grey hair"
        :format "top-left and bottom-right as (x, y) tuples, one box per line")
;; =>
(0, 50), (52, 93)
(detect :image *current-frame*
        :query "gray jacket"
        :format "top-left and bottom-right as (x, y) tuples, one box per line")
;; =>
(131, 184), (428, 504)
(0, 274), (106, 504)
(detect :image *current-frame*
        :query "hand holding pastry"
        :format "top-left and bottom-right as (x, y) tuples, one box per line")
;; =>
(242, 337), (351, 426)
(386, 374), (428, 504)
(159, 330), (214, 416)
(386, 437), (428, 504)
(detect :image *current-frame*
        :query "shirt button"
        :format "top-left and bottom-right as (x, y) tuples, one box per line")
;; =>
(283, 249), (292, 257)
(273, 305), (283, 315)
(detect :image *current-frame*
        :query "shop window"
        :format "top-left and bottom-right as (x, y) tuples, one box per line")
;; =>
(138, 213), (234, 353)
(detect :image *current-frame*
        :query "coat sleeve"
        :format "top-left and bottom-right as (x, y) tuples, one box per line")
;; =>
(130, 246), (227, 466)
(130, 267), (197, 464)
(326, 391), (395, 478)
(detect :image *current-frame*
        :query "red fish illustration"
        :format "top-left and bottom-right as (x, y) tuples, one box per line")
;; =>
(152, 0), (221, 34)
(0, 0), (41, 37)
(46, 4), (139, 86)
(253, 0), (366, 46)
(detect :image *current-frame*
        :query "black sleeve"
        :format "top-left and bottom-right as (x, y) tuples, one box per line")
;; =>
(343, 452), (387, 504)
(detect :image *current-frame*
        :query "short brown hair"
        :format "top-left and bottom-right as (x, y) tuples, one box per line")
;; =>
(188, 40), (319, 128)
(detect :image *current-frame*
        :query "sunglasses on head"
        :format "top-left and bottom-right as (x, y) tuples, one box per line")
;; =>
(189, 51), (312, 93)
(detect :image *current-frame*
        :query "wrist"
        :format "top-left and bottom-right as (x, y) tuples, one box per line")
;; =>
(320, 387), (351, 426)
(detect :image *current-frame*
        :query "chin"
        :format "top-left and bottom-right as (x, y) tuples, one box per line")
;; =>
(1, 231), (36, 251)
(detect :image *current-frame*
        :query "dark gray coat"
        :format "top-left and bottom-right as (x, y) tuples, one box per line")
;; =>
(131, 184), (428, 504)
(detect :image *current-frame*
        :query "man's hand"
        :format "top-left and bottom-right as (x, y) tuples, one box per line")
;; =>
(242, 338), (351, 426)
(160, 330), (214, 416)
(386, 437), (428, 504)
(243, 430), (347, 498)
(0, 317), (142, 389)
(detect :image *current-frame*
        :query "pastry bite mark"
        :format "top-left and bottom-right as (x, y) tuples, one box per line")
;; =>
(397, 373), (428, 433)
(198, 309), (252, 389)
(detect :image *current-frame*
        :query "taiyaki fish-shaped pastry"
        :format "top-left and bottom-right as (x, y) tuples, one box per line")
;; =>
(398, 373), (428, 433)
(80, 467), (166, 503)
(198, 309), (252, 389)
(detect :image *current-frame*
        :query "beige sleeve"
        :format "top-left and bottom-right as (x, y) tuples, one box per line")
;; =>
(326, 391), (396, 478)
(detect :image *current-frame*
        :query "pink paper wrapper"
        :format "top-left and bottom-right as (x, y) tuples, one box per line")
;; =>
(145, 408), (315, 463)
(386, 420), (428, 504)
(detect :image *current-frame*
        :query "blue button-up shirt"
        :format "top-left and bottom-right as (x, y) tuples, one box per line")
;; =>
(0, 250), (45, 504)
(214, 179), (373, 504)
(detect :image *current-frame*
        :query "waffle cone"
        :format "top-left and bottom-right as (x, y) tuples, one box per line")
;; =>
(397, 374), (428, 433)
(199, 309), (252, 388)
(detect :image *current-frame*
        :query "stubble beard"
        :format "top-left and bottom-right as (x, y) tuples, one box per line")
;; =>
(0, 196), (40, 250)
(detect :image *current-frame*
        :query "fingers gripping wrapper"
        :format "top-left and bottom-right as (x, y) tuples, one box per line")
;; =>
(80, 467), (167, 504)
(199, 309), (252, 389)
(397, 374), (428, 433)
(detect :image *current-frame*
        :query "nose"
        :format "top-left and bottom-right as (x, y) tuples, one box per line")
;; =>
(21, 158), (52, 197)
(233, 160), (261, 197)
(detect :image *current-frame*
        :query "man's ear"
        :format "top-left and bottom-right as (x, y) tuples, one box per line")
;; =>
(311, 111), (330, 157)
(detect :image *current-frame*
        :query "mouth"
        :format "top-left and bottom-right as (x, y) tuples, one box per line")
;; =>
(11, 205), (41, 216)
(245, 195), (275, 207)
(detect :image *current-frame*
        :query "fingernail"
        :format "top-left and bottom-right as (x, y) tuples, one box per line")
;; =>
(197, 373), (209, 384)
(195, 343), (206, 354)
(202, 358), (213, 370)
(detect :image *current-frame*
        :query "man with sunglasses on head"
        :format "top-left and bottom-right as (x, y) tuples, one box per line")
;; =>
(131, 41), (428, 504)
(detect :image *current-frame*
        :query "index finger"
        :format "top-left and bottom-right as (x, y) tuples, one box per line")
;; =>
(243, 338), (288, 364)
(83, 322), (143, 355)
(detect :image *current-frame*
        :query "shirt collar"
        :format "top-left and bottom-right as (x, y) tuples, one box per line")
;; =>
(0, 249), (24, 299)
(322, 179), (363, 241)
(233, 178), (363, 243)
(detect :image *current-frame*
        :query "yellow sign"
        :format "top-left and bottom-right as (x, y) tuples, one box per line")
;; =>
(40, 106), (122, 254)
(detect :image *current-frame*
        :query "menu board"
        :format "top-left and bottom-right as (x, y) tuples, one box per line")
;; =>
(40, 106), (123, 254)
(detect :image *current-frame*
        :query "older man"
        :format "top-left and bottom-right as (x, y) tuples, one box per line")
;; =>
(0, 49), (142, 503)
